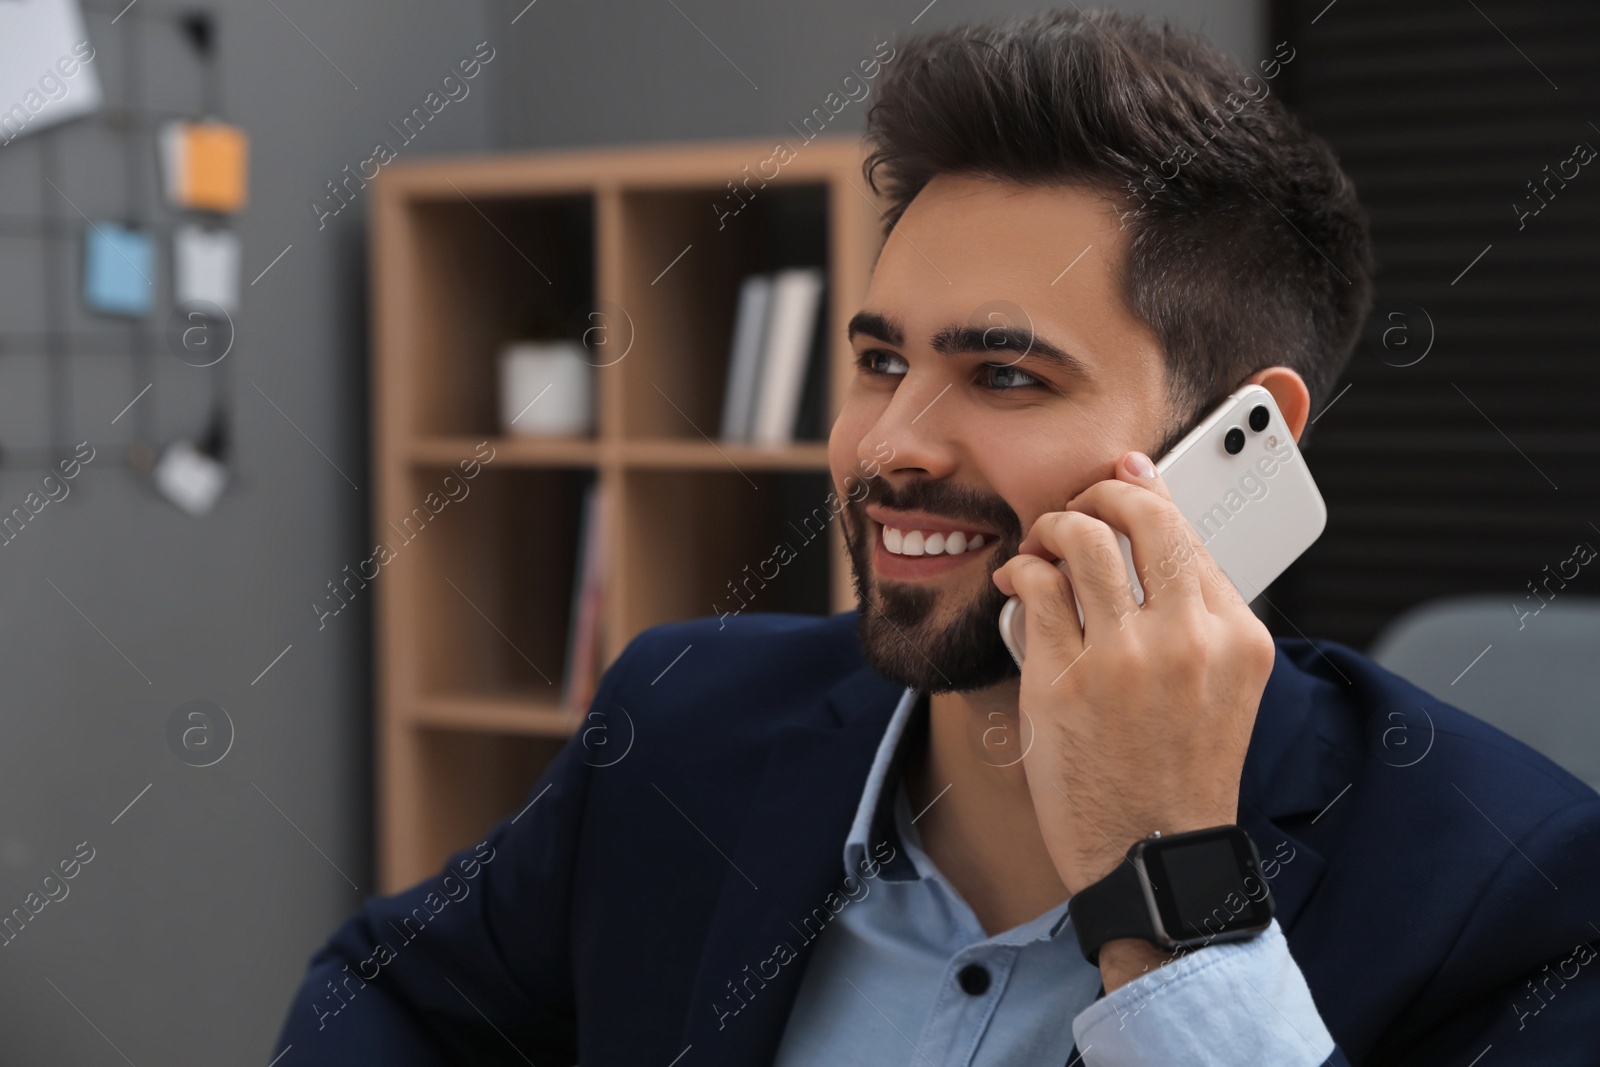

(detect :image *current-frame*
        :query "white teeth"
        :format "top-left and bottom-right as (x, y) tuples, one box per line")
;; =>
(879, 524), (989, 557)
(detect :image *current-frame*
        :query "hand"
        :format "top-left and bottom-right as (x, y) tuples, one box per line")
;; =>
(991, 451), (1277, 900)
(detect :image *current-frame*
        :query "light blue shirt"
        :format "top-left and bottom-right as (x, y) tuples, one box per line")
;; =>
(771, 686), (1337, 1067)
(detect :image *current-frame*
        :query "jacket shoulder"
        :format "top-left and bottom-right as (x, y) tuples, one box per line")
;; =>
(596, 610), (869, 736)
(1273, 641), (1600, 1057)
(1276, 636), (1597, 820)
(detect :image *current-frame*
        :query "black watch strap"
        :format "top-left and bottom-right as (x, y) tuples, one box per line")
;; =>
(1068, 856), (1158, 966)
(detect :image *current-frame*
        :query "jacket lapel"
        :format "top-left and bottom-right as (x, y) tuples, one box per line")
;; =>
(677, 663), (905, 1064)
(1236, 641), (1343, 930)
(1238, 798), (1326, 931)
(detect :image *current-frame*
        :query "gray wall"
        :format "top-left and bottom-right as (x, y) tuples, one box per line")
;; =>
(0, 1), (1258, 1063)
(0, 1), (489, 1064)
(488, 0), (1264, 149)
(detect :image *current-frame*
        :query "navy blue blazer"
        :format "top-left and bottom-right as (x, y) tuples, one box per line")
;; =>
(274, 610), (1600, 1065)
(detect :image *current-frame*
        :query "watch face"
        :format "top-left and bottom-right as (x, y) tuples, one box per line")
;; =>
(1139, 826), (1274, 945)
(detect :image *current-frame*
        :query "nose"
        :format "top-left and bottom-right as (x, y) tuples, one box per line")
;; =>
(859, 376), (959, 483)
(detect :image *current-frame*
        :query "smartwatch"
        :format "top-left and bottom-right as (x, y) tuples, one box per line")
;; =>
(1067, 825), (1275, 965)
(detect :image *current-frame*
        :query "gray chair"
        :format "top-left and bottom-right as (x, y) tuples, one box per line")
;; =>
(1367, 593), (1600, 793)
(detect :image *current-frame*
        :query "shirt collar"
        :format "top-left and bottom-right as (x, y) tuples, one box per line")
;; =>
(841, 686), (1075, 943)
(842, 686), (924, 883)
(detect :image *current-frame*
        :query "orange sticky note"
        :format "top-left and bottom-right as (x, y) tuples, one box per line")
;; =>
(161, 122), (248, 213)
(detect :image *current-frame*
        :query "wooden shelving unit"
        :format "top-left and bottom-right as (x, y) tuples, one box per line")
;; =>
(370, 137), (886, 890)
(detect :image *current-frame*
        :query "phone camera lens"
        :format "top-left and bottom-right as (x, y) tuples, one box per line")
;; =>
(1224, 427), (1246, 455)
(1249, 405), (1270, 432)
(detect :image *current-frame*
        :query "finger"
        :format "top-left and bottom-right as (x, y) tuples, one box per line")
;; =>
(1101, 450), (1254, 618)
(1025, 510), (1141, 635)
(1013, 452), (1168, 559)
(1000, 552), (1086, 665)
(1066, 475), (1206, 613)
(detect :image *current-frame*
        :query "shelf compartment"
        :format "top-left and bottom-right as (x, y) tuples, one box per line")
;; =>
(610, 183), (830, 442)
(399, 193), (596, 439)
(406, 726), (569, 877)
(398, 463), (595, 702)
(615, 467), (836, 645)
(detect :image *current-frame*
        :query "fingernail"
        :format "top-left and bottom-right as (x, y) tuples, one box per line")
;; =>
(1126, 451), (1156, 479)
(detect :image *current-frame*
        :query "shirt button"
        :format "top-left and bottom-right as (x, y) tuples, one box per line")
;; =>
(957, 963), (991, 996)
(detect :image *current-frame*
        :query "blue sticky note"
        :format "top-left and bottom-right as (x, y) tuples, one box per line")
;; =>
(84, 224), (155, 316)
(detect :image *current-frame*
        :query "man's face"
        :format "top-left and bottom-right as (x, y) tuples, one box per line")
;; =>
(829, 174), (1176, 694)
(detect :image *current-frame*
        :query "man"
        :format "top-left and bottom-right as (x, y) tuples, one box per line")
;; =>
(275, 9), (1600, 1065)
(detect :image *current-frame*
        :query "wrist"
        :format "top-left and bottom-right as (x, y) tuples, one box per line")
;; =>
(1068, 824), (1275, 968)
(1097, 937), (1181, 992)
(1060, 811), (1239, 893)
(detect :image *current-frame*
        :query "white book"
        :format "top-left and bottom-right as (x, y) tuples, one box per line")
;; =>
(750, 268), (824, 445)
(719, 274), (773, 441)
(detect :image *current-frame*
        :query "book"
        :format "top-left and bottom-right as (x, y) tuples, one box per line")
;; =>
(719, 273), (773, 440)
(790, 294), (831, 441)
(750, 267), (825, 445)
(561, 483), (607, 715)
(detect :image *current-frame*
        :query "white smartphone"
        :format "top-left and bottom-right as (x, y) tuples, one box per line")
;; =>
(998, 383), (1327, 667)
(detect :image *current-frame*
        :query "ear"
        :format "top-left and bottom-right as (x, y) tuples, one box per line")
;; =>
(1244, 366), (1312, 443)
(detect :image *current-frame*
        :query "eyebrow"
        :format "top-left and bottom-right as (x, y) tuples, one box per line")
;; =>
(847, 310), (1095, 383)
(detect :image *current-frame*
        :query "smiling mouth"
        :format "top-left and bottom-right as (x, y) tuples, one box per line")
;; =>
(868, 516), (1000, 584)
(878, 522), (990, 557)
(860, 498), (1011, 583)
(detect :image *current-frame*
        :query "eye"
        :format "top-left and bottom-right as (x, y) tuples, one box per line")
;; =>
(856, 349), (908, 377)
(982, 362), (1041, 390)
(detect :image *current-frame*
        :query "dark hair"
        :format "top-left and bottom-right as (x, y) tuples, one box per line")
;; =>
(862, 7), (1375, 450)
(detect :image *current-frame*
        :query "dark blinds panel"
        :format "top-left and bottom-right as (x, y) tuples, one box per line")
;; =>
(1265, 0), (1600, 648)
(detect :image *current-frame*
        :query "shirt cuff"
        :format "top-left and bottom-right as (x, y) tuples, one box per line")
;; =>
(1071, 919), (1334, 1067)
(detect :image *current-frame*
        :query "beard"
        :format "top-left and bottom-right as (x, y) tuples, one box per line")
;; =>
(840, 477), (1025, 694)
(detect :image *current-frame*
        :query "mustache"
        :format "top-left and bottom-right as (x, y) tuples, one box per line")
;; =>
(855, 478), (1024, 544)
